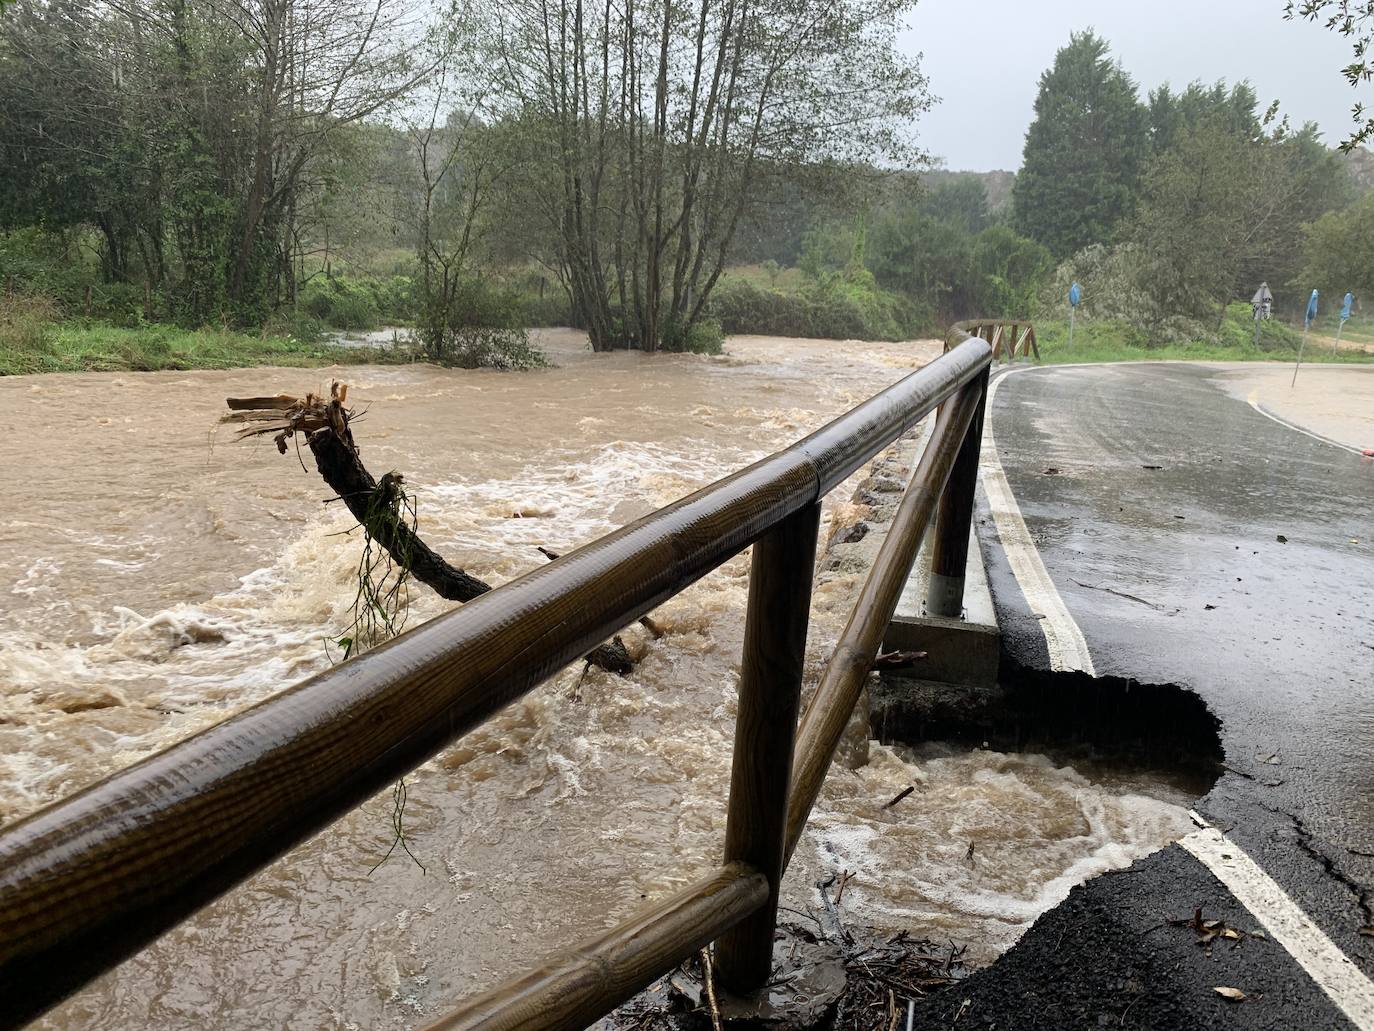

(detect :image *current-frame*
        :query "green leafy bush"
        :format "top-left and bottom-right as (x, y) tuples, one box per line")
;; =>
(91, 282), (150, 327)
(0, 229), (154, 322)
(0, 291), (60, 361)
(262, 308), (326, 343)
(417, 276), (547, 370)
(660, 316), (724, 354)
(300, 277), (382, 330)
(709, 276), (924, 341)
(971, 226), (1053, 319)
(435, 325), (547, 370)
(375, 275), (417, 322)
(710, 279), (810, 336)
(1042, 243), (1158, 327)
(1216, 302), (1302, 352)
(0, 228), (68, 288)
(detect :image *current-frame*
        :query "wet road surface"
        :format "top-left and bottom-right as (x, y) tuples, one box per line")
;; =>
(918, 362), (1374, 1030)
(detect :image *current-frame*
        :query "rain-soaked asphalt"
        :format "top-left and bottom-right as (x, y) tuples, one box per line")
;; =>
(914, 362), (1374, 1030)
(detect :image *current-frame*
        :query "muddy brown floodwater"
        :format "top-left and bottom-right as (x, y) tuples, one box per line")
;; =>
(0, 330), (1196, 1029)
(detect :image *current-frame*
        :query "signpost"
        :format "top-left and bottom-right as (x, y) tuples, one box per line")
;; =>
(1068, 281), (1081, 349)
(1331, 291), (1353, 354)
(1292, 289), (1318, 387)
(1251, 282), (1273, 348)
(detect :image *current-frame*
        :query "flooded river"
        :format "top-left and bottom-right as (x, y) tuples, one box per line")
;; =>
(0, 330), (1195, 1028)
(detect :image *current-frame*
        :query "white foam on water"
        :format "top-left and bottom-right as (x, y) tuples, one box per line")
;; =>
(798, 742), (1197, 958)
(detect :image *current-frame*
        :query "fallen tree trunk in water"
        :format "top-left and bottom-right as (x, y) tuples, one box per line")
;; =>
(224, 383), (635, 675)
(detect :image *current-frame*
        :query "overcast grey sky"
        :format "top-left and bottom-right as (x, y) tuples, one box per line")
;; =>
(902, 1), (1366, 171)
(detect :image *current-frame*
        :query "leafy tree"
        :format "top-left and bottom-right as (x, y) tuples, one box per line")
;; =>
(863, 170), (1050, 325)
(1131, 124), (1255, 321)
(1, 0), (433, 322)
(1286, 0), (1374, 150)
(1300, 188), (1374, 301)
(970, 226), (1052, 318)
(727, 159), (885, 267)
(1012, 31), (1148, 259)
(1246, 121), (1354, 287)
(1148, 81), (1263, 154)
(869, 210), (972, 318)
(1130, 115), (1346, 323)
(0, 1), (160, 283)
(468, 0), (931, 352)
(396, 70), (536, 366)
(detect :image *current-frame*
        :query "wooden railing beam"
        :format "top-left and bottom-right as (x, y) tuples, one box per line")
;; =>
(422, 864), (768, 1031)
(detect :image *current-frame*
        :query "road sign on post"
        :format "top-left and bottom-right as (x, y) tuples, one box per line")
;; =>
(1333, 292), (1354, 354)
(1068, 281), (1081, 349)
(1293, 289), (1318, 386)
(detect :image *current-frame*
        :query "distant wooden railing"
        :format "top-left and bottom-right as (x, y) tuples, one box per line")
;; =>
(947, 319), (1040, 363)
(0, 334), (994, 1031)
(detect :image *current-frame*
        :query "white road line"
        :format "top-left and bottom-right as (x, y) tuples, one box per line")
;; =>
(1246, 389), (1366, 456)
(1182, 813), (1374, 1029)
(979, 366), (1096, 675)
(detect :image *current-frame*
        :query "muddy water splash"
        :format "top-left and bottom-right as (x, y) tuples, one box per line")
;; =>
(0, 330), (1192, 1028)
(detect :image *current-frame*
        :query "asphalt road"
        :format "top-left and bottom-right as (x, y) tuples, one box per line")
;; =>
(915, 362), (1374, 1030)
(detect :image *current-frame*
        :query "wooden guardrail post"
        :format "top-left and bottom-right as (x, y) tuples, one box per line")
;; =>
(926, 367), (989, 618)
(783, 381), (983, 866)
(714, 501), (821, 995)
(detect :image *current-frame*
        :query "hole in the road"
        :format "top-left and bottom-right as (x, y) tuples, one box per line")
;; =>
(830, 661), (1224, 960)
(872, 658), (1224, 786)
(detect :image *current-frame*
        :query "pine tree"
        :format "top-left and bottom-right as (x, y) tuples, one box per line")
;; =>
(1012, 31), (1148, 259)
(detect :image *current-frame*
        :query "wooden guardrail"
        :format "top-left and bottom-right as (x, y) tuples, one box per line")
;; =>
(0, 333), (993, 1030)
(947, 319), (1040, 363)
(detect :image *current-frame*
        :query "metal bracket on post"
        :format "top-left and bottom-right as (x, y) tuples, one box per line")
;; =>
(926, 369), (988, 619)
(714, 501), (821, 997)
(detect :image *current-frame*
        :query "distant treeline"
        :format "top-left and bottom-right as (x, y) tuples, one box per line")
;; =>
(738, 30), (1373, 346)
(0, 0), (929, 360)
(2, 7), (1372, 361)
(1010, 31), (1368, 340)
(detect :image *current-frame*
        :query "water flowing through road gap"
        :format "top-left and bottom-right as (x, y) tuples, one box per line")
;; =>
(0, 331), (1198, 1028)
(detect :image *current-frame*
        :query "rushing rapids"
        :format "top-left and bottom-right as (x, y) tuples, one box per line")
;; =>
(0, 331), (1195, 1028)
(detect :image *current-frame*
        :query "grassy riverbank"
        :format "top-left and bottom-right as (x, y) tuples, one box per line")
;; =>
(0, 319), (400, 376)
(1031, 307), (1374, 366)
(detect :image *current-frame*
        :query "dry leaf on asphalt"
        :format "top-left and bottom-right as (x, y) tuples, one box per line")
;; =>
(1214, 987), (1246, 1002)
